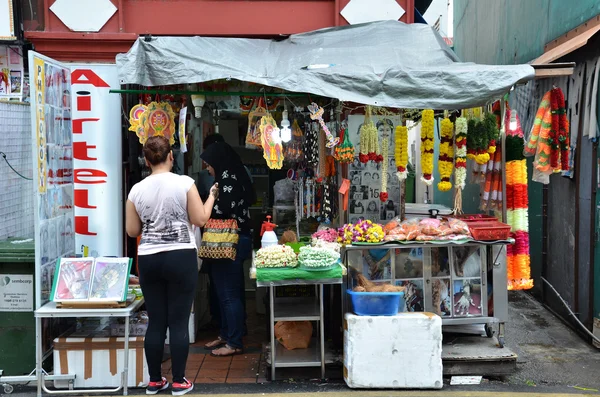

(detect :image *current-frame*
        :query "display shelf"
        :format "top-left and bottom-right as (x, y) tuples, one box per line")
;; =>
(273, 298), (320, 321)
(343, 242), (508, 348)
(266, 341), (337, 367)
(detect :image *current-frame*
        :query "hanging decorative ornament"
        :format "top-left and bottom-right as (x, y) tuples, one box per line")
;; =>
(466, 118), (477, 160)
(307, 103), (339, 148)
(420, 109), (435, 185)
(437, 118), (454, 192)
(395, 125), (409, 181)
(304, 122), (319, 166)
(259, 114), (284, 169)
(137, 101), (177, 145)
(128, 104), (147, 133)
(380, 133), (390, 202)
(335, 128), (355, 163)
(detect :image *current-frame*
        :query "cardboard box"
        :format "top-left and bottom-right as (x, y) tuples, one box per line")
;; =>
(343, 312), (443, 389)
(53, 336), (149, 389)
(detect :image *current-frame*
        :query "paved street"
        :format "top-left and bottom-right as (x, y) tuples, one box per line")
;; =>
(5, 292), (599, 396)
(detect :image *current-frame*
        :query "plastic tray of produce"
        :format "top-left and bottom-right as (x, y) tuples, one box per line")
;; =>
(468, 221), (511, 241)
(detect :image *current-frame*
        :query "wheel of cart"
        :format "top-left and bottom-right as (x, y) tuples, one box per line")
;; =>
(484, 323), (495, 338)
(3, 383), (14, 394)
(497, 322), (506, 348)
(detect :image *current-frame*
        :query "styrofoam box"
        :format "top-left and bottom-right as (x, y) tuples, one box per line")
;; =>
(344, 312), (443, 389)
(53, 337), (149, 389)
(166, 312), (196, 344)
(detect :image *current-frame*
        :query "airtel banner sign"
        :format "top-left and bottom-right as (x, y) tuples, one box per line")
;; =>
(70, 64), (123, 257)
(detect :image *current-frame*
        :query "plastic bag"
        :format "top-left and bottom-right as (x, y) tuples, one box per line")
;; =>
(419, 218), (442, 236)
(274, 178), (295, 205)
(274, 321), (313, 350)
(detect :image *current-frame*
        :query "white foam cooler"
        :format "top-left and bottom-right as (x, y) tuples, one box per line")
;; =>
(53, 336), (149, 389)
(344, 312), (443, 389)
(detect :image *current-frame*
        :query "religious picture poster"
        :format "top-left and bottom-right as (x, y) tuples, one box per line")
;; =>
(50, 258), (94, 302)
(396, 279), (424, 313)
(453, 279), (483, 317)
(89, 258), (132, 302)
(0, 46), (24, 101)
(347, 114), (406, 223)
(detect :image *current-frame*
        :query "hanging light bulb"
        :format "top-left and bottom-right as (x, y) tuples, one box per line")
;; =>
(280, 105), (291, 143)
(509, 110), (518, 131)
(188, 84), (205, 118)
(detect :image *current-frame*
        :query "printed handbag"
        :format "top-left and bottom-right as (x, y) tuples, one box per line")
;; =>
(198, 219), (239, 260)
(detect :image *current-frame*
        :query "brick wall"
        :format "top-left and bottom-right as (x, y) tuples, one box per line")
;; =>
(0, 102), (34, 239)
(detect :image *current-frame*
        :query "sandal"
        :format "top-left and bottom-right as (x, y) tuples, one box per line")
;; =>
(204, 337), (226, 349)
(210, 344), (243, 357)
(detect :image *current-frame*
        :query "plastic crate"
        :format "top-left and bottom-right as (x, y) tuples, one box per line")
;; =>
(468, 221), (511, 240)
(347, 289), (404, 316)
(454, 214), (497, 223)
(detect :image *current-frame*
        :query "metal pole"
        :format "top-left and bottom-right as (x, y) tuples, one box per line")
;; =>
(108, 89), (310, 97)
(501, 99), (507, 223)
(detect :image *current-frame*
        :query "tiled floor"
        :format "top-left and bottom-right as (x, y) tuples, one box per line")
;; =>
(161, 298), (269, 384)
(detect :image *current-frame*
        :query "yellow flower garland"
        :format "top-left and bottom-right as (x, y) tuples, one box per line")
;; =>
(437, 118), (454, 192)
(420, 109), (434, 185)
(395, 125), (409, 181)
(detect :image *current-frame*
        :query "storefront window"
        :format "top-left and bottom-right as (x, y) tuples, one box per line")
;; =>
(21, 0), (45, 31)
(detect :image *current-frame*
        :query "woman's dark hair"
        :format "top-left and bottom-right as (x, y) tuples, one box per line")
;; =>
(143, 136), (171, 166)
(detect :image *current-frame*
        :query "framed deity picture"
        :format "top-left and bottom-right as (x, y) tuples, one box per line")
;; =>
(89, 258), (132, 302)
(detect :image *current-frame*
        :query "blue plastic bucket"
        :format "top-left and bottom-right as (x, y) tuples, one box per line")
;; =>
(347, 289), (404, 316)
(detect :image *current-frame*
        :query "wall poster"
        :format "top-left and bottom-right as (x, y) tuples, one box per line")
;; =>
(29, 51), (76, 353)
(0, 45), (24, 101)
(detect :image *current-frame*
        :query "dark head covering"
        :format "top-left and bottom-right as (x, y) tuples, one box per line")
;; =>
(200, 142), (255, 205)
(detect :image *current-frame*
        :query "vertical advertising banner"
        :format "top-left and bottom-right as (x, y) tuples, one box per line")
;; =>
(29, 52), (76, 311)
(70, 64), (123, 258)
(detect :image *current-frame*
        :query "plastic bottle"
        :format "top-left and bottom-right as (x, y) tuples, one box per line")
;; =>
(260, 215), (278, 248)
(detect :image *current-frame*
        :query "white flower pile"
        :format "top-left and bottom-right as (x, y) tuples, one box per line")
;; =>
(255, 245), (298, 268)
(298, 246), (340, 269)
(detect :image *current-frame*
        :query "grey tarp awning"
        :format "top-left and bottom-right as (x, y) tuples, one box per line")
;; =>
(116, 20), (535, 109)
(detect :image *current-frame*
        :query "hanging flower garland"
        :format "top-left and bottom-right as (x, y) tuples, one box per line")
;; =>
(358, 106), (381, 163)
(505, 108), (533, 290)
(395, 125), (409, 181)
(437, 118), (454, 192)
(524, 90), (554, 178)
(420, 109), (435, 185)
(466, 118), (477, 160)
(484, 112), (499, 155)
(550, 87), (570, 171)
(380, 133), (390, 202)
(454, 117), (468, 190)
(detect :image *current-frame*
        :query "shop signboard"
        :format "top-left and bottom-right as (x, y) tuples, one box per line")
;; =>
(29, 51), (76, 309)
(69, 64), (123, 258)
(0, 274), (33, 311)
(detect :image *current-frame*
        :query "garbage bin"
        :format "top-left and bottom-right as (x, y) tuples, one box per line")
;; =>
(0, 237), (36, 376)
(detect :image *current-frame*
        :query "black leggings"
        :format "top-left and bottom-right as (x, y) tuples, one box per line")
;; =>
(138, 249), (198, 383)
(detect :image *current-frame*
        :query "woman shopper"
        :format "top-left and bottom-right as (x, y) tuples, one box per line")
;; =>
(126, 136), (218, 396)
(200, 142), (254, 357)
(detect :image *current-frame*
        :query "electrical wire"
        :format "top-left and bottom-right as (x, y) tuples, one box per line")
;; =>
(540, 276), (600, 344)
(0, 152), (32, 180)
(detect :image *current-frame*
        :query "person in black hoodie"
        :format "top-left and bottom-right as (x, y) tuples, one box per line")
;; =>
(200, 142), (255, 356)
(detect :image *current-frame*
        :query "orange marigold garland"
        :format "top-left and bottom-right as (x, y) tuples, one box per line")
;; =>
(505, 107), (533, 290)
(437, 118), (454, 192)
(395, 125), (409, 181)
(420, 109), (435, 185)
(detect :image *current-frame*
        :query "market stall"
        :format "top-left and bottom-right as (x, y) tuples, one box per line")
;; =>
(111, 20), (537, 387)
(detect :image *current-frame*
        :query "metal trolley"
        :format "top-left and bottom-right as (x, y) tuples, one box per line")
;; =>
(342, 240), (512, 347)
